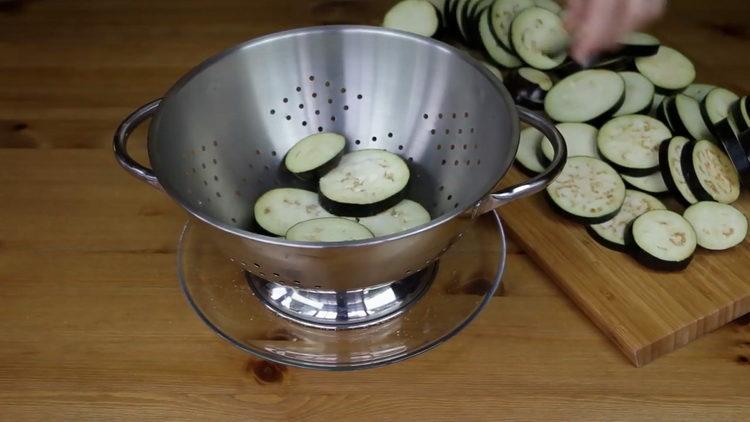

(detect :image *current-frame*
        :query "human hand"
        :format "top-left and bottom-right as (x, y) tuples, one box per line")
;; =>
(564, 0), (667, 64)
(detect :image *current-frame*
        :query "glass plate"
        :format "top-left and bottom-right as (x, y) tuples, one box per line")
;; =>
(178, 211), (506, 370)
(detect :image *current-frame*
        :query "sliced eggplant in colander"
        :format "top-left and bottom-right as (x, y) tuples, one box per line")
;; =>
(635, 46), (696, 93)
(253, 188), (333, 236)
(505, 67), (553, 109)
(285, 218), (374, 242)
(283, 132), (346, 180)
(479, 8), (522, 68)
(383, 0), (442, 38)
(597, 115), (671, 176)
(357, 199), (431, 237)
(544, 70), (625, 125)
(587, 189), (667, 252)
(545, 156), (626, 224)
(680, 139), (740, 204)
(319, 149), (410, 217)
(510, 6), (568, 70)
(625, 209), (697, 271)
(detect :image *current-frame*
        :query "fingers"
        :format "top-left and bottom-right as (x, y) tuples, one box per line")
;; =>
(563, 0), (586, 32)
(567, 0), (667, 64)
(570, 0), (624, 64)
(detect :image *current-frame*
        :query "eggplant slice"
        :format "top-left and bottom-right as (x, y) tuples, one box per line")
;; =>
(597, 115), (672, 176)
(284, 132), (346, 180)
(658, 136), (699, 206)
(254, 188), (333, 236)
(625, 209), (697, 271)
(545, 156), (626, 224)
(683, 202), (748, 251)
(319, 149), (411, 217)
(588, 189), (666, 252)
(635, 46), (696, 92)
(545, 70), (625, 124)
(681, 139), (741, 204)
(285, 217), (374, 242)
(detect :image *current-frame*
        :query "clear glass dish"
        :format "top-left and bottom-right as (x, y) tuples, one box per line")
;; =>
(177, 211), (506, 370)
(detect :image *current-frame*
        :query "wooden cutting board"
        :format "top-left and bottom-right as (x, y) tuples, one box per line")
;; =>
(499, 167), (750, 367)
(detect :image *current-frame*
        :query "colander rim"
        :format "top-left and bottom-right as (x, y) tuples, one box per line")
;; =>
(148, 24), (520, 249)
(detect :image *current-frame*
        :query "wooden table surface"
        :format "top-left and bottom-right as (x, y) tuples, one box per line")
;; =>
(1, 0), (749, 420)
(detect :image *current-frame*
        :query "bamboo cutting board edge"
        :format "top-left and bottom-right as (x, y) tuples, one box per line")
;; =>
(498, 168), (750, 367)
(503, 223), (750, 366)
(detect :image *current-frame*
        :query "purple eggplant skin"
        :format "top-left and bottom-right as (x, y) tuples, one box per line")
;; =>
(717, 127), (750, 188)
(505, 68), (551, 110)
(586, 225), (629, 253)
(544, 192), (623, 225)
(658, 138), (694, 207)
(679, 140), (714, 202)
(624, 220), (693, 272)
(319, 186), (407, 218)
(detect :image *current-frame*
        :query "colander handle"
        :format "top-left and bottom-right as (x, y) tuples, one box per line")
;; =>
(481, 106), (567, 212)
(113, 99), (162, 189)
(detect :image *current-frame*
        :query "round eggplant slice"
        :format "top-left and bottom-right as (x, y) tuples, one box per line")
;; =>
(515, 126), (546, 174)
(621, 172), (669, 196)
(667, 94), (715, 141)
(626, 209), (697, 271)
(284, 132), (346, 179)
(253, 188), (333, 236)
(479, 8), (522, 68)
(285, 217), (374, 242)
(510, 6), (568, 70)
(506, 67), (553, 108)
(635, 46), (695, 92)
(618, 32), (660, 57)
(540, 122), (598, 161)
(545, 70), (625, 124)
(588, 189), (666, 252)
(383, 0), (441, 37)
(357, 199), (431, 237)
(683, 202), (748, 251)
(597, 115), (672, 176)
(682, 83), (717, 102)
(701, 87), (739, 136)
(319, 149), (410, 217)
(681, 139), (740, 204)
(614, 71), (655, 116)
(658, 136), (699, 206)
(489, 0), (535, 50)
(545, 156), (626, 224)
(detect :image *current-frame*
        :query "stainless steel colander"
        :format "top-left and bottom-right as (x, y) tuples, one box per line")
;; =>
(114, 26), (566, 291)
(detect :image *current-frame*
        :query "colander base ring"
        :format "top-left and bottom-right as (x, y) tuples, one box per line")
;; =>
(245, 263), (436, 330)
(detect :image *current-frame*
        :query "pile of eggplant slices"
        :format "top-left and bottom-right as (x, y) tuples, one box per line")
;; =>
(383, 0), (749, 271)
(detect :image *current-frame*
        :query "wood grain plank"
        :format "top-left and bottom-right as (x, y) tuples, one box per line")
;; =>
(1, 0), (750, 420)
